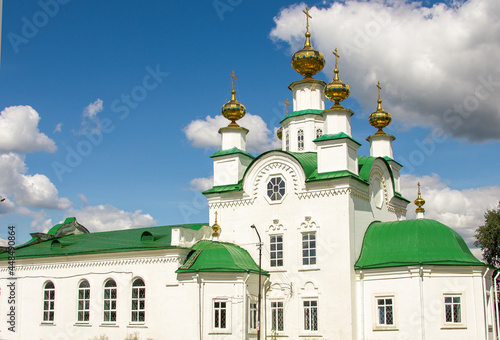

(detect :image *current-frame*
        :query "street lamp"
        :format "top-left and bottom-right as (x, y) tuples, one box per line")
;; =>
(251, 224), (262, 340)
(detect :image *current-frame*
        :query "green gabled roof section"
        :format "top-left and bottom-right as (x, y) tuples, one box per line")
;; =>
(313, 132), (361, 146)
(282, 151), (318, 178)
(176, 240), (269, 275)
(202, 179), (243, 195)
(280, 109), (323, 124)
(394, 192), (411, 203)
(47, 217), (76, 235)
(307, 169), (368, 184)
(0, 223), (208, 260)
(210, 147), (254, 159)
(383, 156), (403, 167)
(355, 219), (484, 269)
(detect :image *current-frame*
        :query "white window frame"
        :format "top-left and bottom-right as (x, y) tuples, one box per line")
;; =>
(302, 232), (317, 266)
(316, 128), (323, 139)
(77, 280), (90, 323)
(270, 300), (284, 333)
(249, 301), (257, 332)
(266, 176), (286, 203)
(131, 278), (146, 324)
(442, 293), (466, 329)
(103, 279), (117, 323)
(212, 299), (231, 333)
(298, 129), (304, 151)
(270, 234), (284, 268)
(372, 294), (398, 331)
(43, 281), (55, 323)
(303, 299), (318, 332)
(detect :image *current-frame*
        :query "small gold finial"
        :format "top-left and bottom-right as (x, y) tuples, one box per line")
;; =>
(303, 6), (312, 33)
(368, 81), (392, 135)
(414, 182), (426, 214)
(332, 49), (341, 82)
(221, 71), (246, 127)
(324, 48), (350, 108)
(284, 98), (291, 116)
(212, 211), (221, 238)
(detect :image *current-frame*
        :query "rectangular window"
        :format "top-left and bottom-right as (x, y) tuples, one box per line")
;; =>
(377, 298), (394, 325)
(103, 283), (117, 322)
(131, 279), (146, 323)
(271, 301), (284, 332)
(444, 295), (461, 323)
(249, 302), (257, 330)
(303, 300), (318, 331)
(270, 235), (283, 267)
(214, 301), (227, 329)
(77, 283), (90, 322)
(302, 232), (316, 266)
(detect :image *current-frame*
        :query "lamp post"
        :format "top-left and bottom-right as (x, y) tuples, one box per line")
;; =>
(251, 224), (262, 340)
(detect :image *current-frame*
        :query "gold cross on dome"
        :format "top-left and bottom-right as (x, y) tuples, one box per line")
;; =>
(284, 98), (291, 115)
(376, 81), (382, 100)
(214, 211), (218, 223)
(333, 48), (340, 69)
(230, 71), (237, 91)
(303, 6), (312, 32)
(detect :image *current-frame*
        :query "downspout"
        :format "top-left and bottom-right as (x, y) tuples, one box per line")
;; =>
(495, 271), (500, 340)
(243, 273), (250, 340)
(419, 266), (425, 340)
(197, 273), (202, 340)
(360, 270), (365, 340)
(483, 268), (490, 339)
(262, 277), (270, 338)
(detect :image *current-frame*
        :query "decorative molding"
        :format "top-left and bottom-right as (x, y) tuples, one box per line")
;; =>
(299, 216), (319, 231)
(253, 162), (299, 197)
(298, 187), (369, 201)
(208, 198), (255, 209)
(0, 256), (181, 273)
(268, 220), (285, 233)
(388, 203), (407, 217)
(369, 167), (389, 207)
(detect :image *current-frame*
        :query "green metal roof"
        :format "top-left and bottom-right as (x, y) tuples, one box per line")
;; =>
(280, 109), (323, 124)
(210, 147), (255, 159)
(355, 219), (484, 269)
(202, 179), (243, 195)
(176, 240), (269, 275)
(313, 132), (361, 146)
(0, 223), (207, 260)
(307, 169), (368, 184)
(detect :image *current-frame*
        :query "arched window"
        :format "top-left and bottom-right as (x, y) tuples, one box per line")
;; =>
(131, 278), (146, 323)
(104, 279), (117, 322)
(77, 280), (90, 322)
(316, 128), (323, 139)
(285, 133), (290, 151)
(43, 281), (55, 322)
(298, 129), (304, 151)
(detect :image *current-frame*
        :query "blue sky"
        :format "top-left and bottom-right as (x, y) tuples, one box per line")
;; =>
(0, 0), (499, 256)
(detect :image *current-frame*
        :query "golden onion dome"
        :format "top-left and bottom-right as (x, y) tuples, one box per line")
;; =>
(277, 127), (283, 140)
(212, 212), (221, 238)
(325, 49), (350, 108)
(291, 6), (325, 78)
(221, 71), (246, 127)
(368, 82), (392, 135)
(414, 182), (426, 213)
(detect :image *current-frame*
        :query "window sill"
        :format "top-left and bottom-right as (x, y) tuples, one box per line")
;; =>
(40, 322), (55, 326)
(298, 266), (320, 272)
(373, 326), (398, 331)
(441, 324), (467, 329)
(128, 323), (147, 328)
(209, 330), (231, 334)
(74, 323), (91, 327)
(100, 323), (119, 327)
(267, 268), (287, 273)
(299, 333), (322, 337)
(266, 334), (288, 337)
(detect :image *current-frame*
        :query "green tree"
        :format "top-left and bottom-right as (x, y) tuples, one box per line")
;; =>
(474, 202), (500, 266)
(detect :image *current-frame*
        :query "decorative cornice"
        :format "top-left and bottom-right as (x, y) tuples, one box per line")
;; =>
(297, 187), (369, 201)
(208, 198), (256, 209)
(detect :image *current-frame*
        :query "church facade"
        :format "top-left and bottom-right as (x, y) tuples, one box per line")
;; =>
(0, 8), (497, 340)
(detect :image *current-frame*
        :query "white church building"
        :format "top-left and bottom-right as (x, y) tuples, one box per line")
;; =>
(0, 8), (497, 340)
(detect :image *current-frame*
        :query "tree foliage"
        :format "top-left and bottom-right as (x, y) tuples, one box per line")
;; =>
(474, 202), (500, 266)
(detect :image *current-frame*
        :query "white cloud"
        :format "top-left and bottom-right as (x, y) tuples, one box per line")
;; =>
(400, 173), (500, 259)
(83, 99), (103, 119)
(53, 123), (63, 133)
(77, 99), (104, 135)
(0, 106), (57, 154)
(77, 193), (89, 206)
(184, 113), (281, 153)
(0, 153), (72, 210)
(270, 0), (500, 142)
(190, 176), (213, 191)
(0, 238), (7, 246)
(66, 204), (157, 232)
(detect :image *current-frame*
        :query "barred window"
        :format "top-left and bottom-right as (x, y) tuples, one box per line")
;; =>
(103, 279), (117, 322)
(302, 232), (316, 265)
(286, 132), (289, 151)
(214, 300), (227, 329)
(377, 298), (394, 325)
(298, 129), (304, 151)
(316, 128), (323, 139)
(271, 301), (284, 332)
(249, 302), (257, 330)
(444, 295), (461, 323)
(304, 300), (318, 331)
(131, 278), (146, 323)
(270, 235), (283, 267)
(267, 177), (285, 201)
(43, 281), (55, 322)
(77, 280), (90, 322)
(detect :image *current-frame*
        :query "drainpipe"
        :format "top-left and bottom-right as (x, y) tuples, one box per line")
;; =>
(419, 266), (425, 340)
(494, 271), (500, 340)
(483, 268), (490, 339)
(243, 273), (250, 340)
